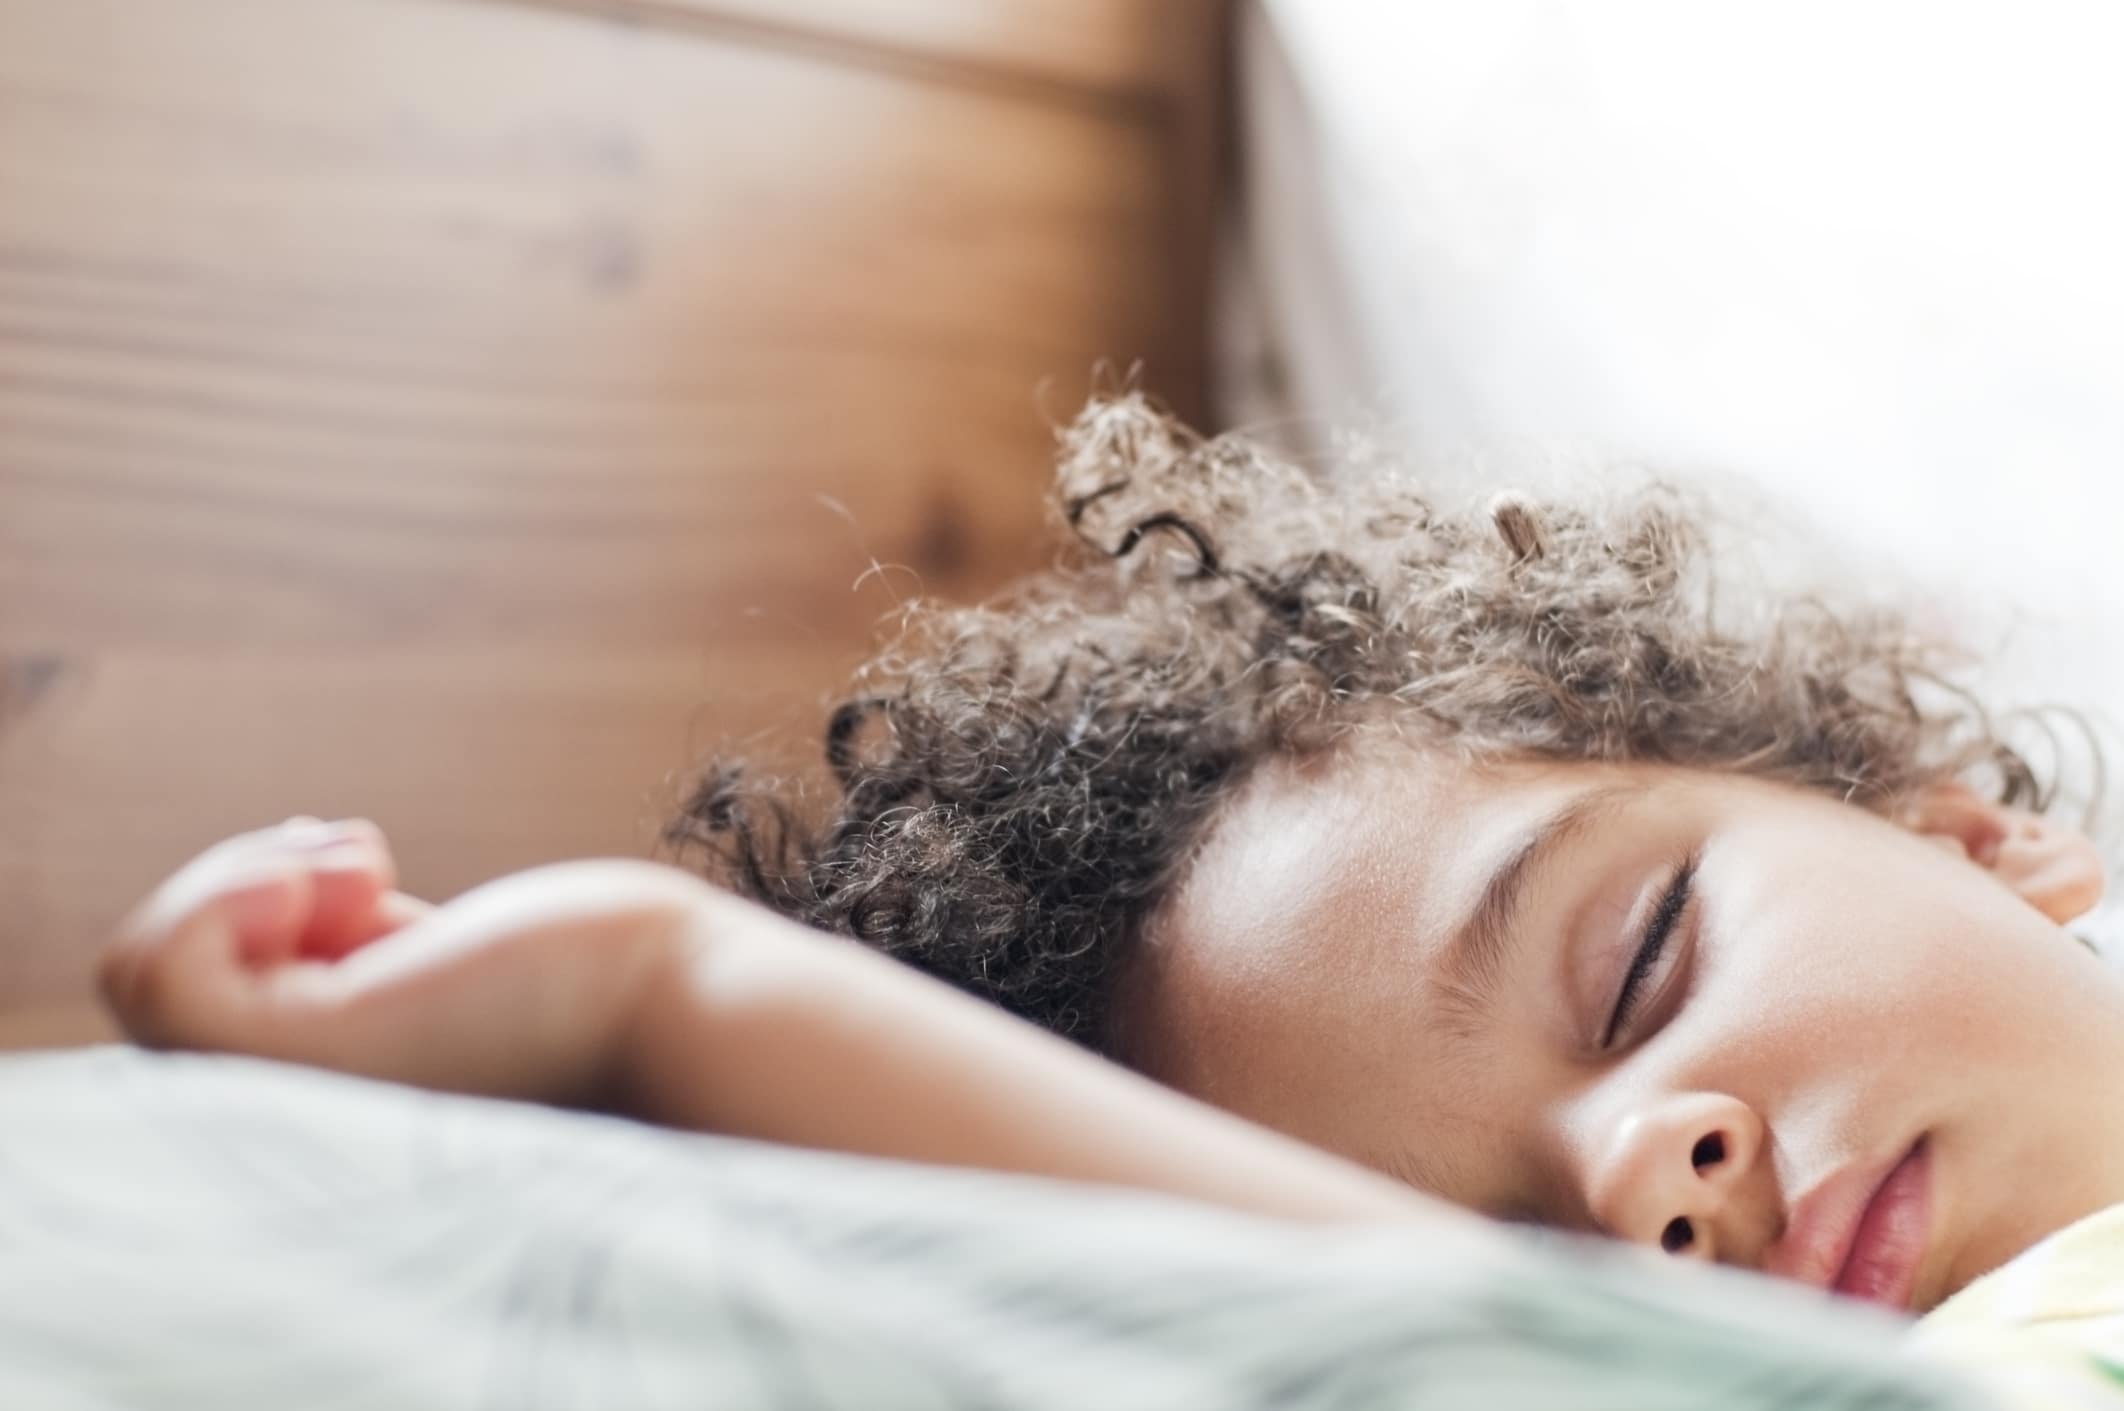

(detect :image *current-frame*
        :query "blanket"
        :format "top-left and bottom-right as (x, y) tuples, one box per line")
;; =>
(0, 1048), (1980, 1410)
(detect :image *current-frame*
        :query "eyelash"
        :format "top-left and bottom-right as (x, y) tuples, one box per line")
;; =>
(1601, 854), (1699, 1049)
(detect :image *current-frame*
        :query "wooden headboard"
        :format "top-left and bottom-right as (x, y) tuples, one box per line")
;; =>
(0, 0), (1230, 1042)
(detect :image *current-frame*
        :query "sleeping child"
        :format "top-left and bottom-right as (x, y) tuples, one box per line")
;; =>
(98, 396), (2124, 1403)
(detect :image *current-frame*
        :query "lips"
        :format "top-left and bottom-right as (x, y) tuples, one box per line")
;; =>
(1766, 1139), (1932, 1310)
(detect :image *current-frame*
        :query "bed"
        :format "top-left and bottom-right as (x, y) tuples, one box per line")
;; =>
(0, 1046), (1975, 1410)
(0, 8), (2097, 1407)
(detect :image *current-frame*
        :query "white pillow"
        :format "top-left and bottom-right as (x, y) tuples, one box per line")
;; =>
(1225, 0), (2124, 912)
(1228, 0), (2124, 717)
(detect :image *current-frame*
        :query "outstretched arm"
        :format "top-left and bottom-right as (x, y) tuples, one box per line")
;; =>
(102, 817), (1443, 1228)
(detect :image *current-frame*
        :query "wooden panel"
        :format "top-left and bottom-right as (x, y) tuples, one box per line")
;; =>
(0, 0), (1180, 1014)
(0, 0), (1172, 650)
(0, 1003), (111, 1050)
(615, 0), (1234, 414)
(0, 645), (842, 998)
(639, 0), (1171, 98)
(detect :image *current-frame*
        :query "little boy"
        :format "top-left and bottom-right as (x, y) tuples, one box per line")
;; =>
(103, 399), (2124, 1404)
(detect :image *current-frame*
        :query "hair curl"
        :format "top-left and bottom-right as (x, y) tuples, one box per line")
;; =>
(665, 396), (2057, 1050)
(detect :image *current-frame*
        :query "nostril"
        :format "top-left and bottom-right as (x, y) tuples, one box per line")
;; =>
(1691, 1133), (1725, 1171)
(1660, 1217), (1694, 1254)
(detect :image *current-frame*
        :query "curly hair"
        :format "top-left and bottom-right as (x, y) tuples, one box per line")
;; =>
(664, 396), (2058, 1051)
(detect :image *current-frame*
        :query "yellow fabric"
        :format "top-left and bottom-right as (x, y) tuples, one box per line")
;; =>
(1912, 1205), (2124, 1411)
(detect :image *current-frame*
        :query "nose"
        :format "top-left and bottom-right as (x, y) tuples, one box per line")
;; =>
(1586, 1091), (1765, 1263)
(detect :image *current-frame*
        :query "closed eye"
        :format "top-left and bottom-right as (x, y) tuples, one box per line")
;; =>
(1601, 854), (1698, 1048)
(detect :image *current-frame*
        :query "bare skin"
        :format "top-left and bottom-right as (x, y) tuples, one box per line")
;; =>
(100, 817), (1458, 1233)
(1121, 733), (2115, 1312)
(101, 746), (2117, 1318)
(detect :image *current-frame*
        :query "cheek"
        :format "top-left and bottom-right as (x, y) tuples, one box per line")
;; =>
(1672, 856), (1943, 1084)
(1690, 843), (2065, 1099)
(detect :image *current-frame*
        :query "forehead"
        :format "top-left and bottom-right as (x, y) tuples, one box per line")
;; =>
(1128, 738), (1591, 1143)
(1160, 741), (1496, 977)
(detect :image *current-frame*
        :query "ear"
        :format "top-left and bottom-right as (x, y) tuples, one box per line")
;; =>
(1902, 784), (2108, 923)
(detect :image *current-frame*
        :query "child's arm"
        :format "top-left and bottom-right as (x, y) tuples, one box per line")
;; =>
(102, 818), (1442, 1227)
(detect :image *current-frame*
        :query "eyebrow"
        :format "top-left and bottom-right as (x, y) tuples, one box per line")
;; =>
(1436, 783), (1643, 1022)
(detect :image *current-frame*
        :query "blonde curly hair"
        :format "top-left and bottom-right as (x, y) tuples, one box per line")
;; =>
(666, 396), (2059, 1048)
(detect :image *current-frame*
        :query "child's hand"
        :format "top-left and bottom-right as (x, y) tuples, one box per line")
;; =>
(102, 824), (1455, 1230)
(102, 817), (429, 1046)
(101, 819), (709, 1105)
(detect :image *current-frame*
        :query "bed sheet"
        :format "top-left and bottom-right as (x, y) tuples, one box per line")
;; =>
(0, 1047), (1981, 1411)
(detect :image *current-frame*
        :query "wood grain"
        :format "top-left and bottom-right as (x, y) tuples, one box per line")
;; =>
(0, 644), (842, 994)
(0, 0), (1207, 1021)
(569, 0), (1173, 101)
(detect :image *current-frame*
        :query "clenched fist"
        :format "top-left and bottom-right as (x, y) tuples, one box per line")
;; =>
(101, 818), (715, 1105)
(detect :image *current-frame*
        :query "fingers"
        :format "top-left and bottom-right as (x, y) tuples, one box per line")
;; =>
(210, 818), (396, 965)
(326, 890), (438, 957)
(283, 820), (402, 960)
(101, 816), (416, 1051)
(101, 865), (286, 1049)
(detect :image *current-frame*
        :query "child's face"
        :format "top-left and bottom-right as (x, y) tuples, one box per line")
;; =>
(1124, 735), (2114, 1313)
